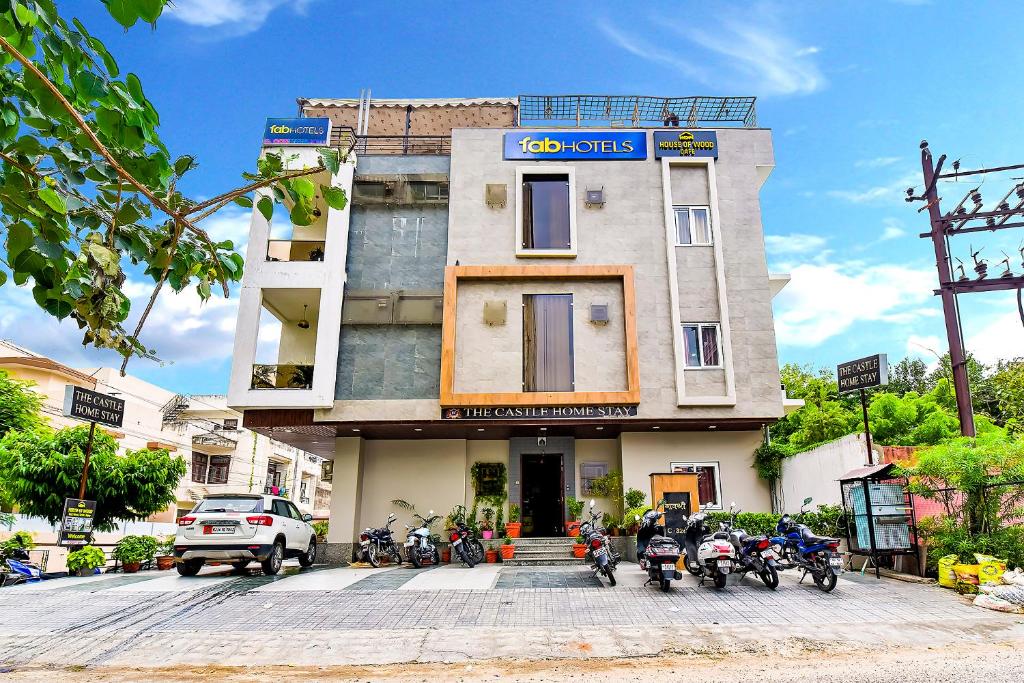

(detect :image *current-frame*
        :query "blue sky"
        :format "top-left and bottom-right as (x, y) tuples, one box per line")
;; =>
(2, 0), (1023, 394)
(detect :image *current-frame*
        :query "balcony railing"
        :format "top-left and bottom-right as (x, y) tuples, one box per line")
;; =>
(266, 240), (326, 262)
(193, 432), (237, 449)
(251, 364), (314, 390)
(353, 135), (451, 156)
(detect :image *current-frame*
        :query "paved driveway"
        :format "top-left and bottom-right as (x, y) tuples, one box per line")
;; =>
(0, 561), (1018, 672)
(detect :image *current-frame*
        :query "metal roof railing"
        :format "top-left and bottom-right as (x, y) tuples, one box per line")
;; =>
(517, 95), (757, 128)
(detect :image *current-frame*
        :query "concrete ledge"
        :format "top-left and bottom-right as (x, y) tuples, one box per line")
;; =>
(322, 542), (353, 566)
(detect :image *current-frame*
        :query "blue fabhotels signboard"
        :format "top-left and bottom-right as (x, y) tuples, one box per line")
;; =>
(262, 118), (331, 146)
(504, 131), (647, 160)
(653, 130), (718, 159)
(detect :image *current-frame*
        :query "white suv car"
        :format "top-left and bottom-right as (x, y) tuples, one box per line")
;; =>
(174, 494), (317, 576)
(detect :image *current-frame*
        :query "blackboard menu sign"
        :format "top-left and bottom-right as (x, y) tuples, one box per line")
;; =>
(662, 491), (692, 546)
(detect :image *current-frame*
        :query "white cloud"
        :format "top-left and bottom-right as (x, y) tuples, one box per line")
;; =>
(773, 261), (937, 347)
(598, 7), (825, 96)
(764, 233), (827, 255)
(966, 311), (1024, 365)
(905, 335), (943, 369)
(166, 0), (314, 37)
(881, 225), (906, 241)
(854, 156), (902, 168)
(828, 171), (920, 204)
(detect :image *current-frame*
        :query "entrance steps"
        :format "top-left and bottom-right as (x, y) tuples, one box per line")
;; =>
(502, 536), (584, 567)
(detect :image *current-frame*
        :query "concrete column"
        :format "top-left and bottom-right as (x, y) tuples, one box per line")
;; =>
(324, 436), (364, 564)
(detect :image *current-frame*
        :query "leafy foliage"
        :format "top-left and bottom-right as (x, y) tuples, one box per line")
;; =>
(704, 505), (846, 539)
(0, 369), (42, 439)
(0, 529), (33, 561)
(588, 469), (625, 513)
(111, 533), (156, 563)
(991, 358), (1024, 435)
(0, 1), (347, 368)
(0, 425), (186, 530)
(311, 520), (329, 541)
(917, 516), (1024, 571)
(66, 544), (105, 571)
(566, 496), (584, 521)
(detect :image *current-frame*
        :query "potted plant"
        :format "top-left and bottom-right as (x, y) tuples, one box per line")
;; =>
(484, 542), (499, 563)
(112, 535), (157, 573)
(312, 520), (329, 543)
(441, 545), (452, 563)
(155, 535), (176, 570)
(499, 535), (515, 561)
(572, 533), (587, 559)
(480, 507), (495, 540)
(67, 545), (106, 576)
(566, 497), (584, 538)
(506, 504), (522, 538)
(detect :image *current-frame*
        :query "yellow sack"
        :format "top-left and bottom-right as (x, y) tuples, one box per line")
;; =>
(953, 564), (980, 584)
(938, 555), (959, 588)
(978, 559), (1007, 585)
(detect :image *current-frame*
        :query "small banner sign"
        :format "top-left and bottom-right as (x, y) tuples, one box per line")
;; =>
(653, 130), (718, 158)
(262, 117), (331, 146)
(63, 385), (125, 428)
(442, 405), (638, 420)
(837, 354), (889, 393)
(59, 497), (97, 546)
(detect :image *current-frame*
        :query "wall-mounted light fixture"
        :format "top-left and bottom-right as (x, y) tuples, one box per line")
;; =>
(297, 304), (310, 329)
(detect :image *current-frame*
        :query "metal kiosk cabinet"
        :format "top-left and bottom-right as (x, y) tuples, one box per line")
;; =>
(839, 463), (919, 578)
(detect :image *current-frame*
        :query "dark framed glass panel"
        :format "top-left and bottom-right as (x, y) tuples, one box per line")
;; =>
(191, 452), (209, 483)
(701, 326), (720, 366)
(523, 294), (574, 392)
(207, 455), (231, 485)
(522, 174), (570, 249)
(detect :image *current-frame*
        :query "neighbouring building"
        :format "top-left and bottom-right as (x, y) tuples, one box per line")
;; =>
(227, 94), (801, 561)
(0, 341), (330, 522)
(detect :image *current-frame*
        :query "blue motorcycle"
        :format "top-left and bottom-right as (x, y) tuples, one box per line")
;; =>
(771, 497), (843, 592)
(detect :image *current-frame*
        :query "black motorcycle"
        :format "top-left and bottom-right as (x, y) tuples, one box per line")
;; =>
(636, 506), (683, 591)
(356, 513), (403, 567)
(447, 521), (484, 567)
(722, 504), (780, 590)
(579, 500), (619, 586)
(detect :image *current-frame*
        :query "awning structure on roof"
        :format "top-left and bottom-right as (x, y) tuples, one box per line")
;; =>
(838, 462), (899, 481)
(298, 97), (517, 109)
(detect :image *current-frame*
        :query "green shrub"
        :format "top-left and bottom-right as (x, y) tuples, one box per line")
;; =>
(566, 497), (584, 521)
(919, 516), (1024, 571)
(156, 534), (175, 557)
(312, 520), (329, 541)
(624, 488), (646, 510)
(703, 505), (846, 539)
(67, 545), (106, 571)
(508, 504), (521, 523)
(111, 535), (157, 564)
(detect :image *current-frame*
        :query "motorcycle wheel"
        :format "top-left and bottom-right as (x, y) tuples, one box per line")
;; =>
(432, 547), (441, 566)
(366, 544), (380, 568)
(660, 578), (671, 592)
(470, 540), (485, 564)
(457, 544), (475, 568)
(760, 564), (779, 590)
(605, 566), (616, 586)
(410, 549), (422, 568)
(389, 547), (403, 565)
(682, 555), (702, 576)
(813, 568), (838, 592)
(713, 572), (728, 590)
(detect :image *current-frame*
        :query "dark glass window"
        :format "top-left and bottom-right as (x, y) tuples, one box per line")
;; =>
(682, 324), (721, 368)
(523, 294), (574, 392)
(522, 174), (570, 250)
(192, 452), (230, 484)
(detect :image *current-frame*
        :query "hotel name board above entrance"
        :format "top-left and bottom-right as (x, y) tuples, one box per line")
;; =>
(503, 131), (648, 160)
(442, 406), (639, 420)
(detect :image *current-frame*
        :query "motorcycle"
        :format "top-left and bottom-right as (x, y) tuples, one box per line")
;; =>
(404, 511), (441, 568)
(357, 513), (403, 567)
(635, 506), (682, 591)
(447, 521), (484, 567)
(771, 496), (843, 592)
(721, 503), (780, 589)
(682, 511), (736, 589)
(579, 500), (619, 586)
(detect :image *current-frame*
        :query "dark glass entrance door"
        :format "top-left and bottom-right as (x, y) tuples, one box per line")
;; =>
(521, 453), (564, 537)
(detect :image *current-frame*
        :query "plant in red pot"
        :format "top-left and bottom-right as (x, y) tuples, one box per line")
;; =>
(155, 534), (176, 570)
(479, 507), (495, 540)
(112, 535), (157, 573)
(485, 543), (499, 563)
(505, 504), (522, 538)
(499, 535), (515, 560)
(566, 496), (584, 538)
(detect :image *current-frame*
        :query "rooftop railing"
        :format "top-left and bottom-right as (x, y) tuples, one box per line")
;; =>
(353, 135), (451, 156)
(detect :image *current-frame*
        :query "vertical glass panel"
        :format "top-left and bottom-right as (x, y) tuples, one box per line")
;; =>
(675, 208), (691, 245)
(682, 325), (701, 367)
(696, 466), (718, 507)
(523, 294), (574, 391)
(692, 208), (710, 244)
(701, 325), (720, 366)
(523, 175), (570, 249)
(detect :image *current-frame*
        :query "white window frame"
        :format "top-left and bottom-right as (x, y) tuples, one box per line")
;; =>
(673, 205), (712, 246)
(670, 461), (723, 510)
(515, 166), (578, 258)
(681, 322), (723, 369)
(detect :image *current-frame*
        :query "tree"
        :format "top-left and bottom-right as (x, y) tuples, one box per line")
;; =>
(0, 1), (347, 372)
(926, 352), (999, 420)
(888, 357), (929, 396)
(990, 358), (1024, 434)
(0, 424), (185, 530)
(0, 368), (42, 438)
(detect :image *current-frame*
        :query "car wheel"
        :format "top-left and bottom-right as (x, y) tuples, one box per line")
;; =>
(298, 537), (316, 568)
(261, 541), (284, 576)
(231, 560), (250, 573)
(176, 559), (203, 577)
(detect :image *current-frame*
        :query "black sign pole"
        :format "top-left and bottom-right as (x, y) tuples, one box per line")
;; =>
(77, 421), (96, 499)
(859, 389), (874, 466)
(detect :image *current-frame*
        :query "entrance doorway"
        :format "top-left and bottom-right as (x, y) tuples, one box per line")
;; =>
(521, 453), (564, 537)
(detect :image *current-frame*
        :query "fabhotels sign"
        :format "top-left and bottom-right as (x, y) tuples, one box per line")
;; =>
(503, 131), (647, 160)
(653, 130), (718, 159)
(262, 117), (331, 146)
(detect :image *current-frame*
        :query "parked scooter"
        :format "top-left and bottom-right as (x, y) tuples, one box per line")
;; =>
(682, 511), (736, 589)
(579, 500), (619, 586)
(772, 496), (843, 592)
(722, 503), (780, 589)
(447, 520), (484, 567)
(635, 505), (682, 591)
(404, 511), (441, 568)
(357, 513), (403, 567)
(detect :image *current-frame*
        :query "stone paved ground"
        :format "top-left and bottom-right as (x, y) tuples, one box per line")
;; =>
(0, 561), (1020, 679)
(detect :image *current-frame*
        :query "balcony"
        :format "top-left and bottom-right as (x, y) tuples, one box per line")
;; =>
(251, 363), (314, 390)
(266, 239), (326, 263)
(263, 485), (289, 496)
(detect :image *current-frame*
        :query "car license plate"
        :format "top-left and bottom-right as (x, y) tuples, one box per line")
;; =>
(204, 525), (233, 535)
(829, 555), (843, 568)
(452, 538), (462, 546)
(661, 563), (676, 573)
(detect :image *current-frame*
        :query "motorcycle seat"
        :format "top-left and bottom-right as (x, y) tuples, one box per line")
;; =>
(800, 527), (838, 545)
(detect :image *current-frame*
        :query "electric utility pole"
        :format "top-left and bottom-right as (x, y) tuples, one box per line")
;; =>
(910, 140), (1024, 437)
